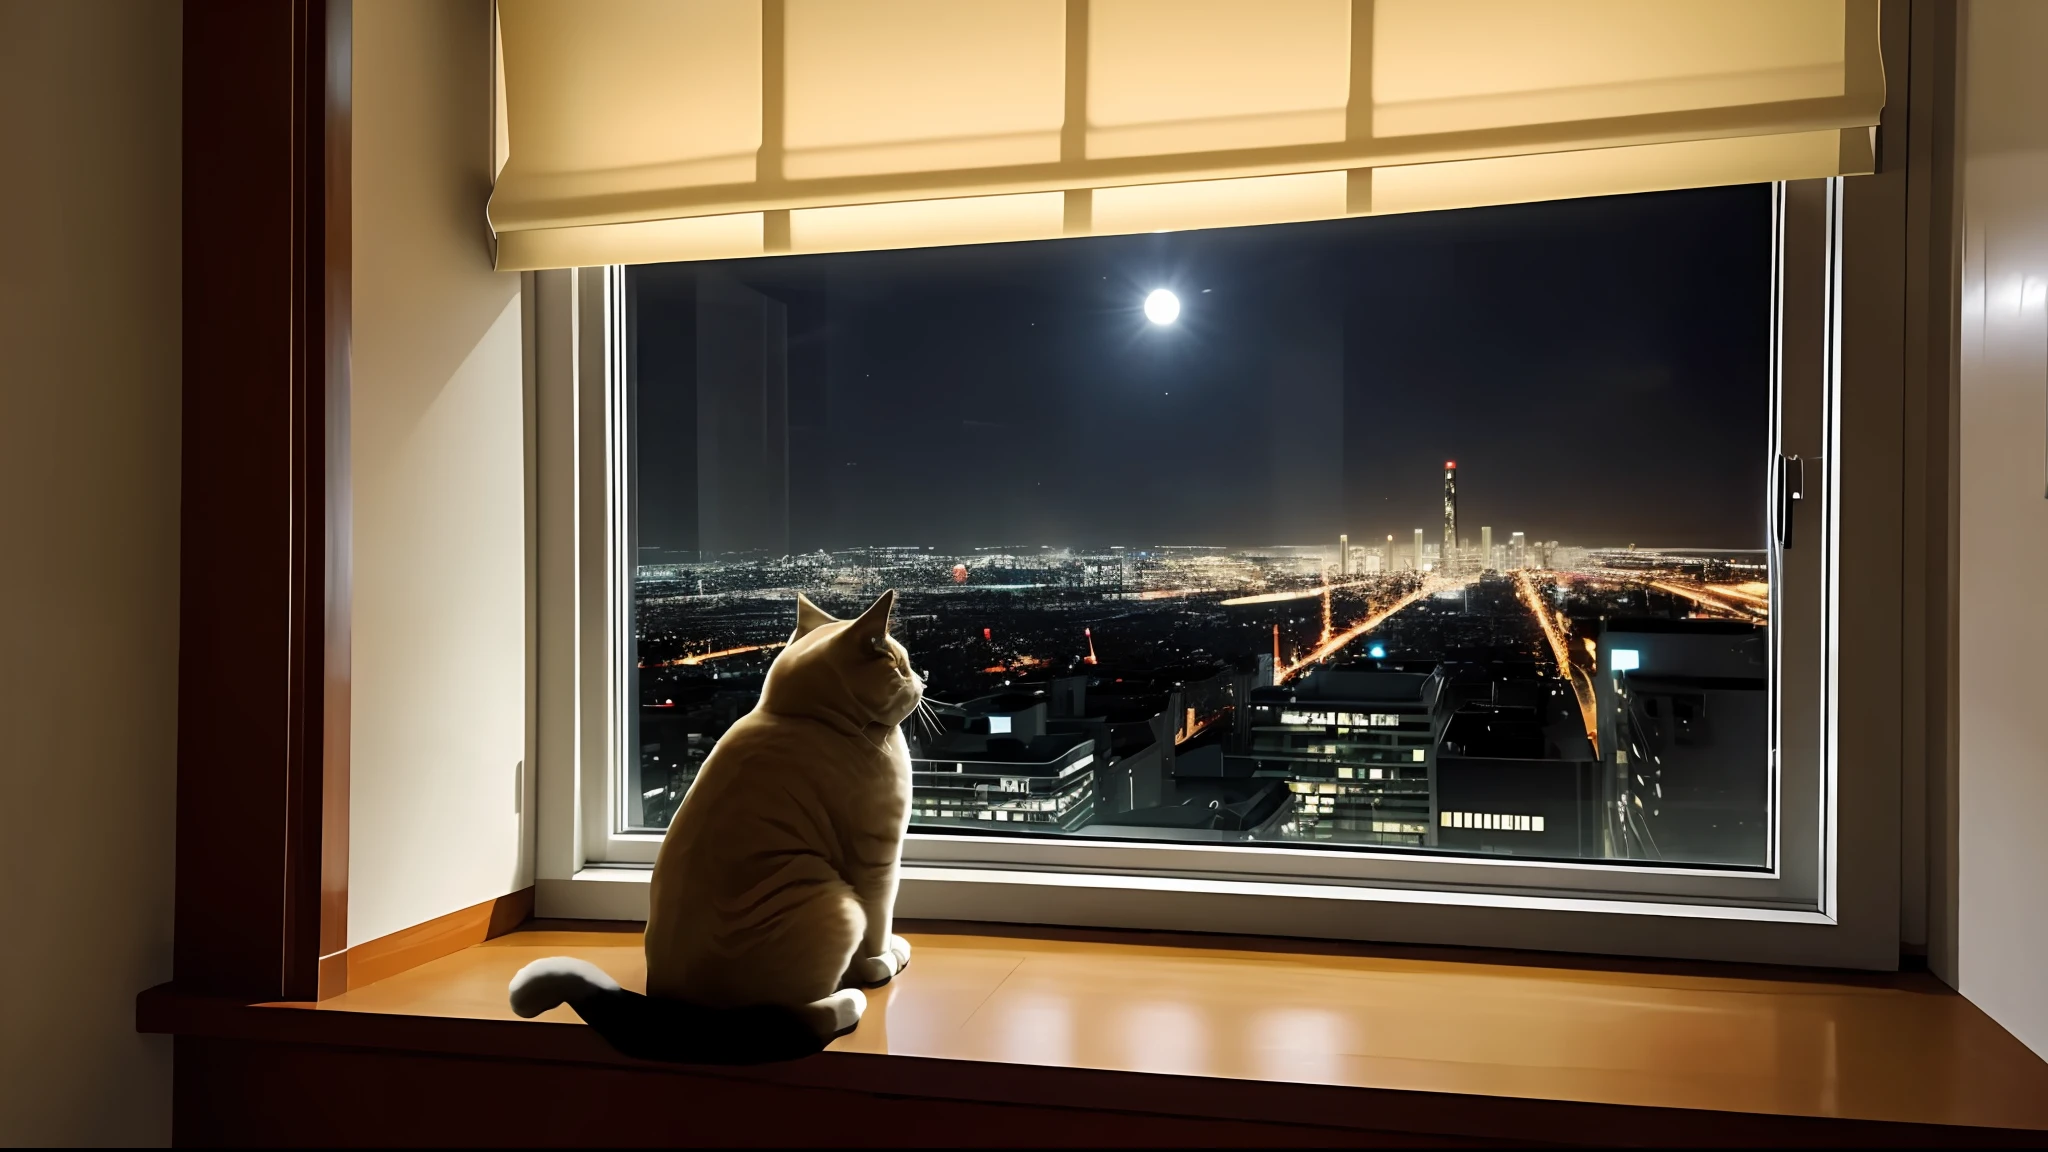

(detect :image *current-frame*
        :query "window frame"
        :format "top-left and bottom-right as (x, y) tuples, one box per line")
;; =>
(532, 172), (1905, 969)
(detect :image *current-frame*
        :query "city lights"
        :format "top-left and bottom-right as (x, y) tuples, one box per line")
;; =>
(633, 461), (1773, 867)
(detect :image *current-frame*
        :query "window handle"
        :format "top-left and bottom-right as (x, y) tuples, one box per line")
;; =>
(1775, 453), (1806, 550)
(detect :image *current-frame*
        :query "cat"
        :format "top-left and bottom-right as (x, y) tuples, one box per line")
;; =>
(507, 589), (922, 1063)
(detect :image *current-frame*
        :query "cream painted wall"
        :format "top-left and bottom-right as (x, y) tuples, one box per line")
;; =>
(0, 0), (179, 1144)
(1958, 0), (2048, 1062)
(350, 0), (531, 947)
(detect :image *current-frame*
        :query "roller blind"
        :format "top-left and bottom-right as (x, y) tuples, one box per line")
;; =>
(489, 0), (1882, 270)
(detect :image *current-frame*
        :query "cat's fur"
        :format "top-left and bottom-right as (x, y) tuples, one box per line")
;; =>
(508, 590), (922, 1062)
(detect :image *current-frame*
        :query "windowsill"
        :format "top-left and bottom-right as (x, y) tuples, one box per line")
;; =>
(554, 862), (1837, 922)
(139, 920), (2048, 1144)
(538, 864), (1878, 970)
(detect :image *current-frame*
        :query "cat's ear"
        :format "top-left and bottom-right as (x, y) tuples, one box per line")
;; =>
(792, 592), (836, 640)
(849, 589), (896, 642)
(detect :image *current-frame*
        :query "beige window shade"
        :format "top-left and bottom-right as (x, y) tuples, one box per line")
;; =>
(490, 0), (1882, 271)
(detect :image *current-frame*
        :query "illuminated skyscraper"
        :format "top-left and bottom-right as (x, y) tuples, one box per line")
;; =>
(1338, 533), (1349, 576)
(1442, 461), (1459, 570)
(1510, 530), (1527, 569)
(1481, 526), (1493, 571)
(1412, 528), (1425, 571)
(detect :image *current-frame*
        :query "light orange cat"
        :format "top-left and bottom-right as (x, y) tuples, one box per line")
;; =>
(508, 590), (921, 1062)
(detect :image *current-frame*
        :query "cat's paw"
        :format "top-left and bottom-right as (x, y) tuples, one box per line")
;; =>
(797, 988), (867, 1041)
(842, 935), (913, 988)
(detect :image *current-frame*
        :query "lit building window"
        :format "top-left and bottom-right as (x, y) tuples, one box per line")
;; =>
(1441, 811), (1546, 832)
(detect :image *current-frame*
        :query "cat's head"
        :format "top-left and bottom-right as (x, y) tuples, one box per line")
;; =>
(759, 590), (924, 733)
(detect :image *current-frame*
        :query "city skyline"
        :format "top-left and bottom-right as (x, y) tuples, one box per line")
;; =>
(627, 183), (1775, 868)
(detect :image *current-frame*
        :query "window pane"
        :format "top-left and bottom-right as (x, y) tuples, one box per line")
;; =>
(627, 185), (1772, 869)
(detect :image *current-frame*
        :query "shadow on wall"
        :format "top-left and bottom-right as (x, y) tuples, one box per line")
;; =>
(0, 0), (183, 1144)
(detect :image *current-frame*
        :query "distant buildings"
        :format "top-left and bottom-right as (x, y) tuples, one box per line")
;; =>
(903, 664), (1305, 837)
(631, 456), (1769, 865)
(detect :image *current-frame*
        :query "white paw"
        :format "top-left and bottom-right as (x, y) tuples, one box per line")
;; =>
(800, 987), (867, 1040)
(842, 935), (913, 988)
(843, 954), (894, 987)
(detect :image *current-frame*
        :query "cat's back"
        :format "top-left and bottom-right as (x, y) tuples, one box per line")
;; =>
(647, 711), (861, 962)
(656, 710), (859, 867)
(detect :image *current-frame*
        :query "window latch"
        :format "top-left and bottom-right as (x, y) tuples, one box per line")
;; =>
(1775, 453), (1806, 549)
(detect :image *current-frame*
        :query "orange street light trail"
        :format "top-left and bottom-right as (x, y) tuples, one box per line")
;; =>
(1515, 570), (1600, 755)
(1278, 578), (1456, 683)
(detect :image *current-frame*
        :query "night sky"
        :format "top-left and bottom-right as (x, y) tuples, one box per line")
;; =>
(634, 183), (1772, 557)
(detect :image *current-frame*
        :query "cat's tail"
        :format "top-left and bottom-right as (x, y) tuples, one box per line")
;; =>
(507, 957), (864, 1065)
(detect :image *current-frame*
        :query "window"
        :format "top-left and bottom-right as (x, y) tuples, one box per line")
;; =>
(537, 174), (1898, 968)
(624, 184), (1785, 864)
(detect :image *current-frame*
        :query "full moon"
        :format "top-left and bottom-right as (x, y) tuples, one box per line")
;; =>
(1143, 288), (1180, 325)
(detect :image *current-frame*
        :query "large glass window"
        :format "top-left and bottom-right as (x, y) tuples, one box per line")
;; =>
(625, 185), (1774, 870)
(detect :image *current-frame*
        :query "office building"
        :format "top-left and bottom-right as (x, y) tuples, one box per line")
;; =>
(1236, 665), (1454, 846)
(1595, 619), (1769, 867)
(907, 693), (1100, 831)
(1435, 701), (1604, 859)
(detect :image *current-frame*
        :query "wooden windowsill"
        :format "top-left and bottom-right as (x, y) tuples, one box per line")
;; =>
(140, 921), (2048, 1146)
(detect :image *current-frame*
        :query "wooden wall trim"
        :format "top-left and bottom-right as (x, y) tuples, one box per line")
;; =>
(341, 888), (533, 993)
(177, 0), (351, 1002)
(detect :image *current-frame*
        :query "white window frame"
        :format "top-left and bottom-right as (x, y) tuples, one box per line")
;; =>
(530, 176), (1906, 969)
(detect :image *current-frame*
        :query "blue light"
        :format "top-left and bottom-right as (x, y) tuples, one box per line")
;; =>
(1611, 648), (1641, 672)
(1368, 644), (1387, 659)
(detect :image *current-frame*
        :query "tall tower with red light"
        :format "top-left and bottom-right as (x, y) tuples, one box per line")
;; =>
(1442, 460), (1459, 570)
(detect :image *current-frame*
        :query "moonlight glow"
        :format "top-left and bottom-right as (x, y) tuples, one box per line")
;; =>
(1143, 288), (1181, 325)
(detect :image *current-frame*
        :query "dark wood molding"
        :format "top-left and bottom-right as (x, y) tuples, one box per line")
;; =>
(317, 0), (355, 1003)
(177, 0), (351, 1003)
(137, 990), (2041, 1148)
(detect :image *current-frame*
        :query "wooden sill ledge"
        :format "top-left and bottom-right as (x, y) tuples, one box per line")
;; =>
(140, 921), (2048, 1147)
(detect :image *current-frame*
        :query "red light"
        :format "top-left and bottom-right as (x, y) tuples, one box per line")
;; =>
(982, 627), (992, 641)
(1445, 460), (1457, 469)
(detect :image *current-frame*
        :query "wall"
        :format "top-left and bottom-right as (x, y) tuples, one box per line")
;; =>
(1957, 0), (2048, 1061)
(349, 0), (530, 947)
(0, 0), (181, 1143)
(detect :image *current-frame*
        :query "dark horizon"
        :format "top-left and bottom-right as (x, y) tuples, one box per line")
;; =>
(633, 183), (1772, 558)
